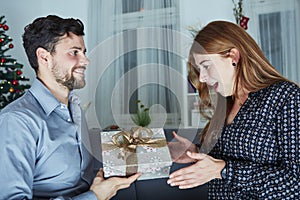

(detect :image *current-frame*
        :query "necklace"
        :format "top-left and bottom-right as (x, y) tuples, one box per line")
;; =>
(236, 93), (249, 107)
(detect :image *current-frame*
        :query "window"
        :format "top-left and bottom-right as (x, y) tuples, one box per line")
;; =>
(122, 0), (172, 13)
(88, 0), (183, 129)
(246, 0), (300, 83)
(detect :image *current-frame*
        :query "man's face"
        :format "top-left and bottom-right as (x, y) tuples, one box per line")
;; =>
(50, 32), (89, 90)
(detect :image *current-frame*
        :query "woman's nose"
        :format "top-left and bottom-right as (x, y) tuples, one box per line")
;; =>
(199, 70), (208, 83)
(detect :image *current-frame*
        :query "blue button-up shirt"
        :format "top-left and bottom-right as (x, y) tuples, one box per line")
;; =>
(0, 79), (97, 200)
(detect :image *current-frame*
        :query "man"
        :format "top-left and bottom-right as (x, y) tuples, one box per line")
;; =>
(0, 15), (140, 200)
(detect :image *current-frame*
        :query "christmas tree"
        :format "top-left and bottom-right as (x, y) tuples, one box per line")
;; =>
(0, 15), (30, 109)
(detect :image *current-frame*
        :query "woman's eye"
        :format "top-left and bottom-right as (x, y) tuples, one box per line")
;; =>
(203, 65), (209, 69)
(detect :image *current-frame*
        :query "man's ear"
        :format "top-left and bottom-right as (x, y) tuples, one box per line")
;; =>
(36, 47), (49, 65)
(229, 48), (240, 65)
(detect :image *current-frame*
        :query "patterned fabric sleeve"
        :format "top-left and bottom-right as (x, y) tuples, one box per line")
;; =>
(224, 83), (300, 199)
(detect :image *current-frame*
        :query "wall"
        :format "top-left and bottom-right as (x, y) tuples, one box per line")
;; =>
(0, 0), (89, 84)
(179, 0), (235, 36)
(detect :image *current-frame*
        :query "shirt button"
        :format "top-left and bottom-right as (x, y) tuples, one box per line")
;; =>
(67, 118), (72, 122)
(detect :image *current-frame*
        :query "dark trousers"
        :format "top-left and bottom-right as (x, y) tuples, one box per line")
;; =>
(112, 162), (208, 200)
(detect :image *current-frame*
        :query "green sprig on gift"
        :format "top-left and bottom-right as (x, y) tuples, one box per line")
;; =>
(131, 100), (151, 127)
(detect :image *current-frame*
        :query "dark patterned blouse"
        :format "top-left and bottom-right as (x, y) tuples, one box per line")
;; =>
(208, 81), (300, 199)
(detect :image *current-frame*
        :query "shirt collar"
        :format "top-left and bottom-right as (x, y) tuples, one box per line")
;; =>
(29, 79), (60, 116)
(69, 90), (81, 105)
(29, 78), (82, 117)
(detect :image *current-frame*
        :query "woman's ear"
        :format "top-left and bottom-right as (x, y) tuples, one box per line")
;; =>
(229, 48), (240, 65)
(36, 47), (49, 65)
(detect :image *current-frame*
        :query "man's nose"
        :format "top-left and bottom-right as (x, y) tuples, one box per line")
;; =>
(80, 55), (90, 67)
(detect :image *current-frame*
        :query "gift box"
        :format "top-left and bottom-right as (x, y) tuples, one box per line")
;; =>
(100, 127), (172, 180)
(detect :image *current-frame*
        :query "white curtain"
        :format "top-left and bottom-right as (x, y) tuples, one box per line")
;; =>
(84, 0), (187, 130)
(246, 0), (300, 84)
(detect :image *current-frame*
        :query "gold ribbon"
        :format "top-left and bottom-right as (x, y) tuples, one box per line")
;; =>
(102, 126), (167, 176)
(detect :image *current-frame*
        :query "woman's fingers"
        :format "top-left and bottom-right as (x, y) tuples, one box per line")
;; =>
(167, 165), (206, 189)
(169, 164), (195, 179)
(167, 153), (211, 189)
(186, 151), (207, 160)
(171, 131), (187, 142)
(169, 177), (202, 189)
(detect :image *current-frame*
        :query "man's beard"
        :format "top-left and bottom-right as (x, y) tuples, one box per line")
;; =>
(52, 65), (86, 90)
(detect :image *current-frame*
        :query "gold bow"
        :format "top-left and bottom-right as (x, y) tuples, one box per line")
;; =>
(102, 126), (167, 176)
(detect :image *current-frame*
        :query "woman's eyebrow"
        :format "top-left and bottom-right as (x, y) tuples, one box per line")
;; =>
(199, 59), (210, 65)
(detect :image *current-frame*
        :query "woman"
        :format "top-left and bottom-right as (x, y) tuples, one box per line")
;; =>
(167, 20), (300, 199)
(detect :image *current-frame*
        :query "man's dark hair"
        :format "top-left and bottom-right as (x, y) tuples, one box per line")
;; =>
(22, 15), (85, 73)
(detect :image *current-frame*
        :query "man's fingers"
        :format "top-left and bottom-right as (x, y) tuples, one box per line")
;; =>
(127, 172), (142, 183)
(117, 173), (141, 185)
(115, 173), (141, 190)
(93, 176), (102, 184)
(96, 168), (105, 180)
(97, 168), (104, 175)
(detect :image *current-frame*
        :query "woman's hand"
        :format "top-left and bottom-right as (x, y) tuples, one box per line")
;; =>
(90, 168), (141, 200)
(167, 152), (225, 189)
(167, 131), (198, 163)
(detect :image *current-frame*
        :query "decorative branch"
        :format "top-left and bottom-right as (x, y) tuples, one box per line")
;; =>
(232, 0), (249, 30)
(186, 21), (202, 38)
(232, 0), (243, 24)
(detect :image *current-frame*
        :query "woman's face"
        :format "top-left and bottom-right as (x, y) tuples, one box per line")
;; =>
(192, 53), (236, 97)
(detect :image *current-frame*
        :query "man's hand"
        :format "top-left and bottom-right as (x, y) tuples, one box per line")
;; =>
(90, 168), (141, 200)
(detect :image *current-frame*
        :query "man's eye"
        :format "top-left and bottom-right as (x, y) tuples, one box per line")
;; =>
(71, 50), (78, 56)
